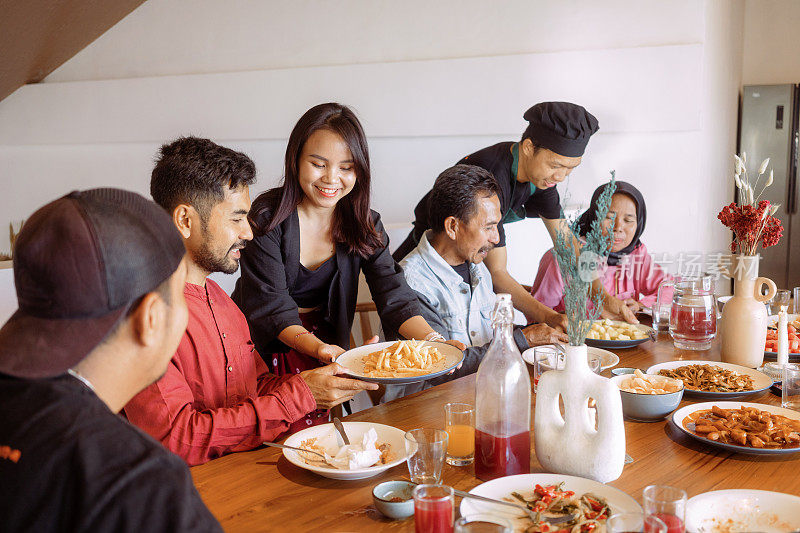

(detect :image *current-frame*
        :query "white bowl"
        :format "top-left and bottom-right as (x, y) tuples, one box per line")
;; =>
(611, 374), (684, 421)
(282, 421), (407, 480)
(687, 489), (800, 531)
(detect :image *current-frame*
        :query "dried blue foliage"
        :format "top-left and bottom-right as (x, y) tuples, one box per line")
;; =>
(553, 171), (617, 345)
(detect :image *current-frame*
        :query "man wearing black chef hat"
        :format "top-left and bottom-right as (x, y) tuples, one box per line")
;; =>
(394, 101), (638, 327)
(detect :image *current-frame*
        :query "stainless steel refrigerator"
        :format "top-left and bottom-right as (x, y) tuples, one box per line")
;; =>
(739, 84), (800, 289)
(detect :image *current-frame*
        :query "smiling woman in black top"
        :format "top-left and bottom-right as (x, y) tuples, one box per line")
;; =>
(394, 101), (638, 326)
(233, 103), (461, 429)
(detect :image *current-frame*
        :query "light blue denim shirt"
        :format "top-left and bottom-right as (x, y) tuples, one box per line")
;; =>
(399, 231), (496, 348)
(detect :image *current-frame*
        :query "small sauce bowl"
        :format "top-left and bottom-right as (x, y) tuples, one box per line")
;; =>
(372, 480), (415, 519)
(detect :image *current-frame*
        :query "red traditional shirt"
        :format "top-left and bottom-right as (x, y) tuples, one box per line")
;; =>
(124, 280), (316, 466)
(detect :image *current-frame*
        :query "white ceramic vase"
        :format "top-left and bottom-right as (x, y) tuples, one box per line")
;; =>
(534, 344), (625, 483)
(719, 255), (776, 368)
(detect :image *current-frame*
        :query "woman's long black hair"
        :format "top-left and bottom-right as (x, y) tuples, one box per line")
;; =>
(252, 103), (382, 257)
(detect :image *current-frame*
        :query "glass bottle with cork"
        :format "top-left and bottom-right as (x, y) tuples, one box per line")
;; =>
(474, 294), (531, 481)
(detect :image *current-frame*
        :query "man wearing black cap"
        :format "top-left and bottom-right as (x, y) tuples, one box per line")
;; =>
(0, 189), (221, 531)
(394, 101), (637, 325)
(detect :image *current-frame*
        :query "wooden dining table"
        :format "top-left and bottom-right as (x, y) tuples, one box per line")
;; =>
(191, 332), (800, 532)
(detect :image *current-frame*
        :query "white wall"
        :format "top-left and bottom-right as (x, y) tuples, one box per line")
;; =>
(0, 0), (745, 315)
(743, 0), (800, 85)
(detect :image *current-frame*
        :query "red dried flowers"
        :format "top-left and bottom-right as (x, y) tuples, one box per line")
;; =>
(718, 199), (783, 254)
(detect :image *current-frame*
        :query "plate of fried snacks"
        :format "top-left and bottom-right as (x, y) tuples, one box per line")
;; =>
(584, 319), (655, 349)
(686, 489), (800, 532)
(335, 340), (464, 384)
(460, 474), (641, 532)
(672, 402), (800, 455)
(282, 422), (407, 480)
(647, 360), (773, 399)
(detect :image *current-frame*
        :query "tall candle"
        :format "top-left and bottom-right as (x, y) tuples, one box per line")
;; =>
(778, 305), (789, 366)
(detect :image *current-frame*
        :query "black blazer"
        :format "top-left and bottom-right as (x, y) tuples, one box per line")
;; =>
(232, 200), (420, 356)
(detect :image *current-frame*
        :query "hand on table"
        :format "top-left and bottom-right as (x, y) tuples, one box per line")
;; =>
(544, 312), (568, 332)
(624, 298), (643, 313)
(299, 363), (378, 410)
(602, 294), (639, 324)
(522, 323), (569, 347)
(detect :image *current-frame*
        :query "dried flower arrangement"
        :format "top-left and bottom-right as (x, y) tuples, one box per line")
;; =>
(0, 221), (24, 261)
(552, 172), (617, 346)
(718, 153), (783, 255)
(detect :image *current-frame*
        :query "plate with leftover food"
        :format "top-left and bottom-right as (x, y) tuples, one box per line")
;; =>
(686, 489), (800, 533)
(672, 402), (800, 455)
(584, 319), (655, 349)
(335, 340), (464, 384)
(459, 473), (641, 531)
(646, 360), (773, 399)
(764, 314), (800, 361)
(281, 421), (407, 479)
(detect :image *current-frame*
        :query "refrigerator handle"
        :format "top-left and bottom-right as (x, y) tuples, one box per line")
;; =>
(791, 84), (800, 214)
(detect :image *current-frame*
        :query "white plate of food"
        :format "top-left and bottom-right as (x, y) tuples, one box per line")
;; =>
(671, 402), (800, 456)
(521, 345), (620, 371)
(459, 474), (641, 531)
(335, 340), (464, 384)
(281, 421), (407, 480)
(686, 489), (800, 532)
(584, 319), (656, 349)
(646, 360), (773, 399)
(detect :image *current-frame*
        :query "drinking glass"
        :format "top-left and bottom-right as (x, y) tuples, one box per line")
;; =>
(454, 513), (513, 533)
(405, 429), (448, 484)
(782, 363), (800, 411)
(643, 485), (687, 533)
(413, 484), (454, 533)
(444, 403), (474, 466)
(607, 512), (667, 533)
(771, 289), (791, 315)
(793, 287), (800, 314)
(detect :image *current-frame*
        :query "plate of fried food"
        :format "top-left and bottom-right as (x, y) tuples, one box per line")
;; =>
(459, 474), (641, 531)
(335, 340), (464, 384)
(281, 421), (407, 480)
(672, 402), (800, 455)
(584, 319), (655, 349)
(646, 360), (773, 399)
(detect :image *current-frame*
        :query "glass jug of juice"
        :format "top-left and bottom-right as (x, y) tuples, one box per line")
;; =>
(657, 276), (717, 350)
(474, 294), (531, 481)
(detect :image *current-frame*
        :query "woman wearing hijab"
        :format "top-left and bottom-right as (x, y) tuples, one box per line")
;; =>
(531, 181), (669, 312)
(394, 101), (638, 327)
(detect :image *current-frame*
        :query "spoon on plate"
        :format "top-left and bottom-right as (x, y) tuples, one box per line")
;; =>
(333, 417), (351, 445)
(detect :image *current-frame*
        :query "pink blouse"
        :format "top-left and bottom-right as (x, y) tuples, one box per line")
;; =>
(531, 243), (670, 312)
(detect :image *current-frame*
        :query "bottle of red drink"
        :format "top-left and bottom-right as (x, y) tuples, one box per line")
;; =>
(474, 294), (531, 481)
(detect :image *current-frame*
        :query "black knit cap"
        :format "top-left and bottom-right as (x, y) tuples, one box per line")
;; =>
(0, 188), (185, 378)
(522, 101), (599, 157)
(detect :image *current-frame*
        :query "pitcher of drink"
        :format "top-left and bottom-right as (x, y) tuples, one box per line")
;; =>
(656, 276), (717, 350)
(474, 294), (531, 481)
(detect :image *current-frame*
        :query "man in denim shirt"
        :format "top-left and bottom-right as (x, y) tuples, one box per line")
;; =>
(384, 165), (567, 401)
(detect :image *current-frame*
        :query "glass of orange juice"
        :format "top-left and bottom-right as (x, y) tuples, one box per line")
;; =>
(444, 403), (475, 466)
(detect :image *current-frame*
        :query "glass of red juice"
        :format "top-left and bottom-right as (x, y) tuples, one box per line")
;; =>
(643, 485), (687, 533)
(413, 484), (454, 533)
(607, 512), (667, 533)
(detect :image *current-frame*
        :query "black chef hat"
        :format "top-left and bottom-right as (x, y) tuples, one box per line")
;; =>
(522, 102), (599, 157)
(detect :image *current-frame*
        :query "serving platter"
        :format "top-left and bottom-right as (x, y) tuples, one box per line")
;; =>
(584, 320), (656, 350)
(459, 473), (641, 525)
(281, 422), (407, 480)
(686, 489), (800, 532)
(521, 345), (619, 371)
(671, 401), (800, 456)
(646, 360), (773, 399)
(335, 340), (464, 384)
